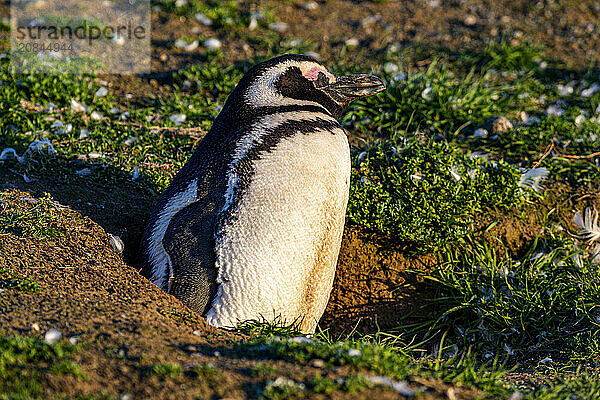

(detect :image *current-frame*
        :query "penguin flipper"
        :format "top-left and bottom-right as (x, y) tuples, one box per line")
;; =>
(163, 199), (218, 315)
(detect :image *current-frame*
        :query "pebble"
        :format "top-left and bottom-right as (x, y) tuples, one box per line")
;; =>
(421, 87), (434, 101)
(509, 391), (523, 400)
(123, 137), (139, 146)
(159, 53), (168, 62)
(175, 39), (199, 52)
(194, 13), (212, 26)
(557, 83), (573, 96)
(299, 1), (319, 11)
(121, 394), (132, 400)
(582, 83), (600, 97)
(344, 37), (359, 48)
(383, 62), (399, 74)
(45, 328), (62, 345)
(248, 17), (258, 31)
(169, 113), (186, 125)
(90, 111), (103, 120)
(288, 336), (312, 344)
(473, 128), (489, 139)
(546, 104), (565, 117)
(69, 336), (78, 345)
(95, 87), (108, 98)
(310, 359), (324, 368)
(31, 323), (40, 331)
(204, 38), (222, 50)
(347, 348), (361, 357)
(575, 114), (586, 126)
(192, 330), (202, 336)
(362, 375), (414, 397)
(391, 71), (407, 82)
(464, 15), (477, 26)
(269, 22), (289, 33)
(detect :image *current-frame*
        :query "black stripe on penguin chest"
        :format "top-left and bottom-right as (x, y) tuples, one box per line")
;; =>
(218, 115), (342, 231)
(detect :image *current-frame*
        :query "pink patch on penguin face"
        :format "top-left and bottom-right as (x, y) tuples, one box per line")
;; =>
(304, 67), (335, 83)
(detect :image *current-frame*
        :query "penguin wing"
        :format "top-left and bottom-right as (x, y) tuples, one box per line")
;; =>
(162, 197), (219, 314)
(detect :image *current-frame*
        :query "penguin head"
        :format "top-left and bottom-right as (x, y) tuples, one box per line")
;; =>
(222, 54), (386, 120)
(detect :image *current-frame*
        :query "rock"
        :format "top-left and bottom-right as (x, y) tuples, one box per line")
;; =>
(175, 39), (199, 52)
(30, 323), (40, 331)
(473, 128), (489, 139)
(268, 22), (289, 33)
(304, 51), (321, 60)
(299, 1), (319, 11)
(383, 62), (399, 74)
(345, 38), (359, 48)
(310, 359), (324, 368)
(421, 87), (434, 101)
(464, 15), (477, 26)
(169, 113), (186, 125)
(95, 87), (108, 98)
(194, 13), (212, 26)
(347, 348), (361, 357)
(203, 38), (222, 50)
(482, 116), (513, 134)
(45, 328), (62, 344)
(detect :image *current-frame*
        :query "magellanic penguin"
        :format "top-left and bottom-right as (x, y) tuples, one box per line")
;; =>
(140, 54), (385, 333)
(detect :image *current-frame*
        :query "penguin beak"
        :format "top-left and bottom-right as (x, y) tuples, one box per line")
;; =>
(322, 74), (386, 104)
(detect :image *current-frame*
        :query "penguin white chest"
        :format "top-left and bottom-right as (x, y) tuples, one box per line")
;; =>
(206, 127), (350, 332)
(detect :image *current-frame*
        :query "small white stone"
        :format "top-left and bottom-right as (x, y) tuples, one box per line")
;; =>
(69, 336), (78, 345)
(581, 83), (600, 97)
(169, 113), (186, 125)
(120, 394), (132, 400)
(347, 348), (361, 357)
(473, 128), (489, 139)
(289, 336), (312, 344)
(428, 0), (440, 7)
(175, 39), (199, 52)
(123, 137), (139, 146)
(299, 1), (318, 10)
(383, 62), (399, 74)
(45, 328), (62, 344)
(421, 87), (434, 100)
(193, 330), (202, 336)
(203, 38), (222, 50)
(575, 114), (586, 126)
(90, 111), (103, 120)
(248, 17), (258, 31)
(595, 104), (600, 114)
(213, 351), (221, 357)
(268, 22), (289, 33)
(464, 15), (477, 26)
(345, 38), (359, 48)
(95, 87), (108, 98)
(391, 71), (407, 82)
(71, 99), (88, 112)
(194, 13), (212, 26)
(557, 84), (573, 96)
(31, 323), (40, 331)
(546, 104), (564, 117)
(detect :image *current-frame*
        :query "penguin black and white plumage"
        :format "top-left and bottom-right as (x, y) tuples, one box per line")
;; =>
(140, 54), (385, 333)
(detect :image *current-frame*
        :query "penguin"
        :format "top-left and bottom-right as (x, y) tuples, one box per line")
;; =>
(140, 54), (385, 333)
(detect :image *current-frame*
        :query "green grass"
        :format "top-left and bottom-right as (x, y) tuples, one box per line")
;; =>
(348, 137), (529, 249)
(146, 362), (182, 380)
(0, 266), (41, 293)
(404, 233), (600, 366)
(0, 192), (63, 239)
(0, 335), (81, 399)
